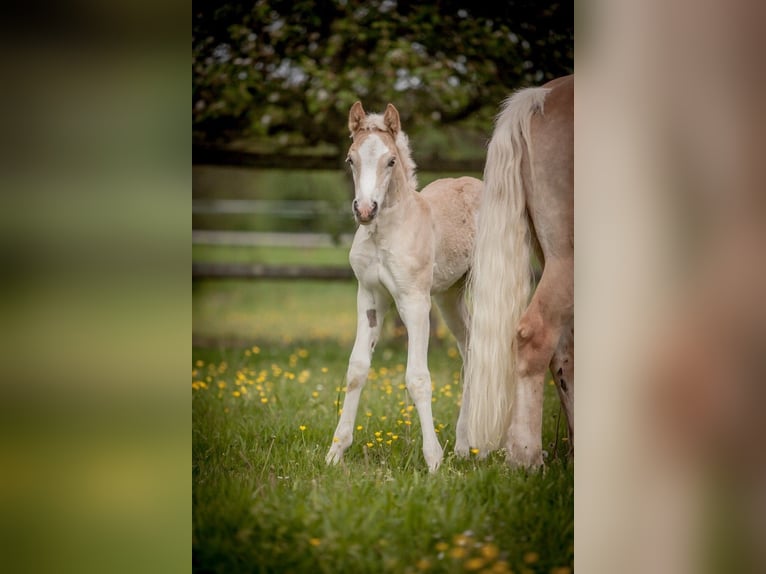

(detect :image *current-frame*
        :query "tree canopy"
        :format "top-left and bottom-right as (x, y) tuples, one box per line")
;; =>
(193, 0), (573, 149)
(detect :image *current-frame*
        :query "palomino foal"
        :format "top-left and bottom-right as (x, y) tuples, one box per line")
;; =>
(325, 102), (481, 472)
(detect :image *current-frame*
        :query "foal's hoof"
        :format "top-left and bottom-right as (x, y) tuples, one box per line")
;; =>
(325, 445), (344, 466)
(424, 445), (444, 473)
(454, 441), (470, 458)
(505, 447), (543, 470)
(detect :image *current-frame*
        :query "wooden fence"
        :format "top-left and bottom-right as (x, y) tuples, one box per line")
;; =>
(193, 147), (484, 281)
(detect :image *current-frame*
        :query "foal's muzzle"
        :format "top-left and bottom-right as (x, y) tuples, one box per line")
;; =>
(353, 199), (378, 224)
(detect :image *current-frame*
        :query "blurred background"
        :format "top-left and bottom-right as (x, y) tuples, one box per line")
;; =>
(192, 0), (573, 344)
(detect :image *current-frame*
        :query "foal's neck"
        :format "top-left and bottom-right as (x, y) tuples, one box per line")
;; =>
(384, 164), (417, 210)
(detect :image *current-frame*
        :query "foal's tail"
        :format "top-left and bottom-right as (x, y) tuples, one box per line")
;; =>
(464, 87), (549, 451)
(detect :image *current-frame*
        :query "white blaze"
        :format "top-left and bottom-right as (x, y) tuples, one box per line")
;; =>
(355, 134), (389, 208)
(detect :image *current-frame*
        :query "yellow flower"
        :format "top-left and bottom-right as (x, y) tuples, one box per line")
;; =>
(195, 360), (204, 367)
(260, 397), (268, 404)
(299, 425), (307, 431)
(434, 541), (449, 553)
(470, 448), (480, 455)
(463, 557), (485, 571)
(523, 551), (539, 564)
(252, 346), (260, 354)
(453, 533), (471, 547)
(308, 537), (321, 547)
(448, 547), (467, 559)
(232, 391), (241, 397)
(356, 425), (363, 430)
(415, 558), (431, 570)
(480, 543), (500, 560)
(332, 437), (340, 443)
(321, 367), (328, 373)
(366, 442), (374, 448)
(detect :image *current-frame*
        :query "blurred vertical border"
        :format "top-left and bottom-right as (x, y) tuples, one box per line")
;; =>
(0, 0), (189, 572)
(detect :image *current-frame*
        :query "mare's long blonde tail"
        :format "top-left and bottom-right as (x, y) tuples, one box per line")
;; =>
(463, 86), (549, 451)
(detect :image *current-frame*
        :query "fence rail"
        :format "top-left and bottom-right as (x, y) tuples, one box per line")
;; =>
(192, 262), (354, 281)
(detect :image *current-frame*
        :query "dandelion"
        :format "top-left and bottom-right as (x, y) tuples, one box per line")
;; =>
(195, 360), (204, 367)
(449, 547), (467, 559)
(491, 561), (511, 573)
(308, 537), (321, 547)
(463, 557), (485, 571)
(480, 543), (500, 560)
(435, 541), (449, 553)
(252, 346), (260, 354)
(260, 397), (268, 404)
(232, 391), (241, 397)
(470, 448), (480, 455)
(365, 412), (373, 418)
(299, 425), (307, 432)
(332, 437), (340, 443)
(415, 558), (431, 570)
(523, 551), (539, 564)
(321, 367), (328, 373)
(453, 534), (471, 547)
(366, 442), (374, 448)
(356, 425), (363, 431)
(311, 391), (319, 398)
(218, 381), (227, 389)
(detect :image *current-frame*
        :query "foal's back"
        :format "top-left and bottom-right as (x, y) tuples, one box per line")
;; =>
(420, 176), (482, 292)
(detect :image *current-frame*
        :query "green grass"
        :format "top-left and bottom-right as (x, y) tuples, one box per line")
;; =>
(193, 335), (573, 573)
(193, 241), (572, 573)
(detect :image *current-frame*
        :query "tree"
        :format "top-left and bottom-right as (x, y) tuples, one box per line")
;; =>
(193, 0), (573, 149)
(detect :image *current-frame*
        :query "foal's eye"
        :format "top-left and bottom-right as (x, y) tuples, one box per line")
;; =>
(387, 157), (396, 167)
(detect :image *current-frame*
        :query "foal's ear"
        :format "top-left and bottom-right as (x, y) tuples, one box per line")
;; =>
(348, 101), (366, 136)
(383, 103), (400, 135)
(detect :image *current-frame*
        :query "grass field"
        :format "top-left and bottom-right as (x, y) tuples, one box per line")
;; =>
(193, 271), (573, 573)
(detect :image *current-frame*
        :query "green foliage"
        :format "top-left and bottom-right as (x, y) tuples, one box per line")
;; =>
(193, 0), (573, 147)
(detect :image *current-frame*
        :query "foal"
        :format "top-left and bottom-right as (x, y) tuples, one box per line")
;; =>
(325, 102), (482, 472)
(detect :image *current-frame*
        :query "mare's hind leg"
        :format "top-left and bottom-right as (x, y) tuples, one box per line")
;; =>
(432, 278), (472, 456)
(506, 262), (572, 468)
(549, 324), (574, 455)
(326, 285), (389, 465)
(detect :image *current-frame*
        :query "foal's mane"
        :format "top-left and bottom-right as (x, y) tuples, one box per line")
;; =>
(357, 113), (418, 190)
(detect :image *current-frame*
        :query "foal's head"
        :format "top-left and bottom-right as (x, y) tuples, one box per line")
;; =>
(345, 101), (417, 225)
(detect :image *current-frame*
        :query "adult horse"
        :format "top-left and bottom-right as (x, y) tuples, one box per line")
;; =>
(325, 101), (482, 472)
(463, 75), (574, 468)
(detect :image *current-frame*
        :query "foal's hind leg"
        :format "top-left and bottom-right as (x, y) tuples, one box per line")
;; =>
(326, 285), (389, 465)
(506, 262), (573, 468)
(549, 324), (574, 455)
(432, 279), (472, 456)
(397, 292), (443, 472)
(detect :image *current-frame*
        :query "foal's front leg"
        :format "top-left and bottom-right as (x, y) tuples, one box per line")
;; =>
(326, 285), (388, 465)
(398, 293), (443, 472)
